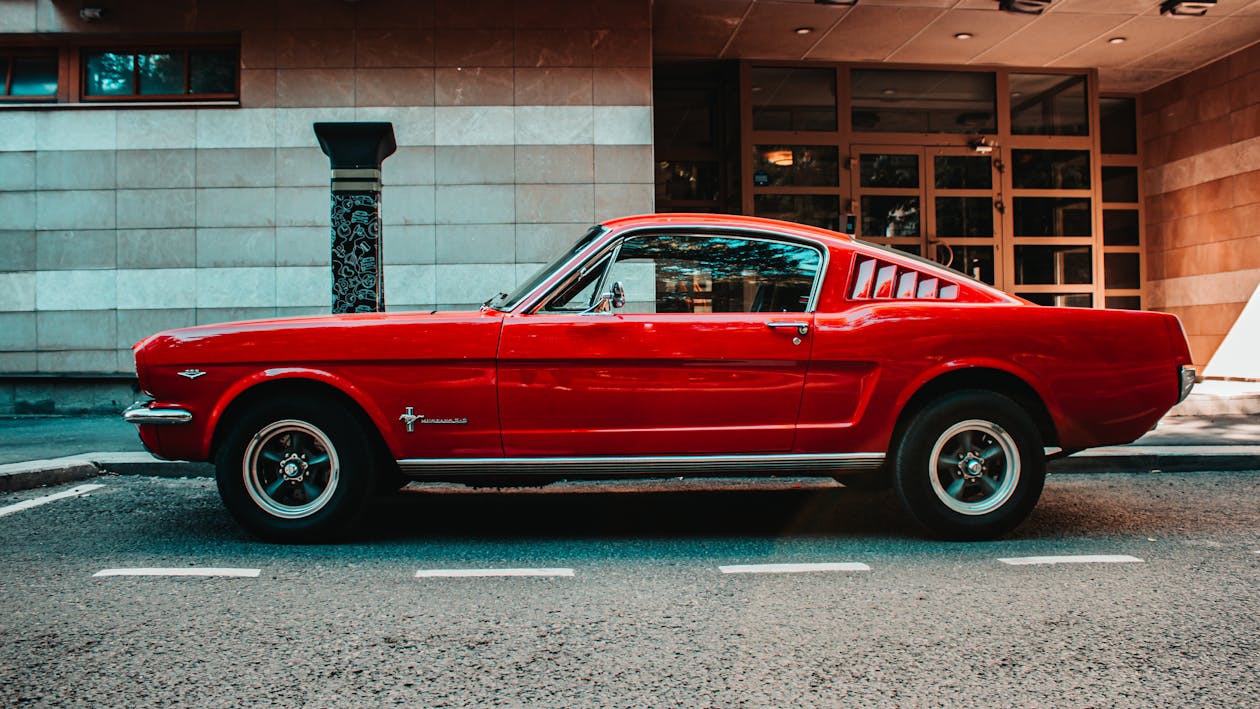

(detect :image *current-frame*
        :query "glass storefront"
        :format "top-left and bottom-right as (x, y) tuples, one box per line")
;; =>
(736, 63), (1142, 309)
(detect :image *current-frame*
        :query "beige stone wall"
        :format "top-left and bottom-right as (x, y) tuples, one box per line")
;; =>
(0, 0), (654, 394)
(1141, 41), (1260, 367)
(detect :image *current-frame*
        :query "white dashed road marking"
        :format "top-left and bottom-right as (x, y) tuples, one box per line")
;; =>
(0, 484), (105, 518)
(94, 568), (261, 578)
(719, 562), (871, 574)
(998, 554), (1144, 566)
(414, 568), (575, 578)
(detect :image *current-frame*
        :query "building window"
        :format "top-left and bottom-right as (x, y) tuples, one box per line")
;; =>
(82, 47), (237, 100)
(851, 69), (996, 134)
(1, 51), (58, 99)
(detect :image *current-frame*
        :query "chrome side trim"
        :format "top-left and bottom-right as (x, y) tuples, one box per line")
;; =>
(397, 452), (884, 478)
(123, 402), (193, 425)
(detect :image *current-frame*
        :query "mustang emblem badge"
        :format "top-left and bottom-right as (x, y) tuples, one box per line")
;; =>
(400, 407), (423, 433)
(177, 369), (207, 380)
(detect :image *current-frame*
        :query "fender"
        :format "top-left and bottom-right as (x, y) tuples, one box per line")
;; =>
(201, 367), (394, 460)
(888, 356), (1060, 431)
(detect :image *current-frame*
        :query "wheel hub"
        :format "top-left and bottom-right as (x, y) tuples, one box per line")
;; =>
(957, 452), (985, 481)
(280, 454), (306, 481)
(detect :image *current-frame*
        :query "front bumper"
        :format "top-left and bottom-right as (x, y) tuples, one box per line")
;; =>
(123, 401), (193, 425)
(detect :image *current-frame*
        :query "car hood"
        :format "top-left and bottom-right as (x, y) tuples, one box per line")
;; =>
(134, 309), (503, 367)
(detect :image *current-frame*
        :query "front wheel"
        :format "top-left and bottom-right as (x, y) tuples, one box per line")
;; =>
(215, 396), (377, 542)
(891, 390), (1045, 541)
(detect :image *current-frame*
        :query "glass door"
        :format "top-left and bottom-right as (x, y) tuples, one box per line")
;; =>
(852, 145), (1002, 287)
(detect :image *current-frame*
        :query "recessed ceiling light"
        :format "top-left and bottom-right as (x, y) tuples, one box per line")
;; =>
(794, 26), (814, 35)
(882, 89), (896, 95)
(1108, 36), (1127, 44)
(954, 32), (974, 40)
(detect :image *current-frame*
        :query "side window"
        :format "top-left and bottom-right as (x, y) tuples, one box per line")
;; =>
(604, 234), (821, 314)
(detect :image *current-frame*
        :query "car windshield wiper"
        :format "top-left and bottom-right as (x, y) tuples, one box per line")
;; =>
(482, 292), (508, 308)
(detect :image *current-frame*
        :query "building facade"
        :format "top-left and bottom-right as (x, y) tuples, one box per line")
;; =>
(0, 0), (1257, 412)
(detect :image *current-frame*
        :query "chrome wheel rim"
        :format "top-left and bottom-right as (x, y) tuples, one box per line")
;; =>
(929, 419), (1019, 516)
(242, 419), (339, 520)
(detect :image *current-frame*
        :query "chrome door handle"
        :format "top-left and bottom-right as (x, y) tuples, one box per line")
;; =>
(766, 321), (809, 336)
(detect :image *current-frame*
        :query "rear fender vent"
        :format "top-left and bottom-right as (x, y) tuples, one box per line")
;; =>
(850, 256), (959, 301)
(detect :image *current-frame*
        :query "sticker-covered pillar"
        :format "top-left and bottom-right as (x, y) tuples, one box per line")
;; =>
(313, 122), (397, 314)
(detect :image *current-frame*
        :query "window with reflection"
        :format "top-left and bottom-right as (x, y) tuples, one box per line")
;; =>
(936, 244), (994, 284)
(1015, 245), (1093, 285)
(754, 194), (841, 232)
(753, 146), (839, 187)
(600, 234), (822, 314)
(1102, 167), (1139, 203)
(1104, 252), (1140, 290)
(83, 47), (237, 99)
(1013, 197), (1092, 237)
(1018, 292), (1093, 308)
(935, 197), (993, 237)
(861, 196), (919, 237)
(934, 156), (991, 189)
(860, 153), (919, 188)
(1099, 97), (1137, 155)
(851, 69), (995, 134)
(1010, 73), (1088, 136)
(750, 67), (836, 131)
(1011, 150), (1090, 190)
(1103, 209), (1140, 246)
(656, 161), (719, 203)
(2, 53), (58, 98)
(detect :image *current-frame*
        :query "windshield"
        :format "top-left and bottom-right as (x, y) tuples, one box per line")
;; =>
(485, 225), (607, 311)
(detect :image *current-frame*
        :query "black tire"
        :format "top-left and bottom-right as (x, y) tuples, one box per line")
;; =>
(214, 395), (377, 542)
(891, 390), (1045, 541)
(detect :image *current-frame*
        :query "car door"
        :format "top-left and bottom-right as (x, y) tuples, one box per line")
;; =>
(497, 231), (825, 457)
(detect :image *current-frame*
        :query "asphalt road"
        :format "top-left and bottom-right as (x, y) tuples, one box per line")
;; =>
(2, 472), (1258, 707)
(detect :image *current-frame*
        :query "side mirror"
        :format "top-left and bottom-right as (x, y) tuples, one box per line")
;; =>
(581, 281), (626, 315)
(610, 281), (625, 309)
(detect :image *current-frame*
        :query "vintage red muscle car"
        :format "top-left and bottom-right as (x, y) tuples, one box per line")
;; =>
(124, 214), (1195, 542)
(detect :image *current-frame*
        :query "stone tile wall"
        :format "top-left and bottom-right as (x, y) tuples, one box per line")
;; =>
(1141, 40), (1260, 367)
(0, 0), (654, 411)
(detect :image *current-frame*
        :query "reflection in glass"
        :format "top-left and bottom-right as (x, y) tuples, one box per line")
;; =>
(860, 153), (918, 188)
(85, 52), (135, 95)
(934, 155), (991, 189)
(851, 69), (995, 134)
(654, 88), (715, 149)
(1018, 292), (1093, 308)
(1100, 97), (1137, 155)
(1103, 209), (1140, 246)
(753, 145), (839, 187)
(754, 194), (841, 231)
(1102, 166), (1139, 203)
(1013, 197), (1091, 236)
(655, 161), (719, 202)
(1015, 245), (1093, 285)
(935, 197), (992, 237)
(1011, 150), (1090, 189)
(1106, 295), (1141, 310)
(892, 244), (921, 257)
(936, 243), (994, 284)
(1105, 252), (1140, 290)
(1010, 73), (1088, 136)
(861, 196), (919, 237)
(751, 67), (837, 131)
(190, 50), (236, 95)
(8, 56), (58, 96)
(608, 234), (821, 314)
(139, 53), (186, 95)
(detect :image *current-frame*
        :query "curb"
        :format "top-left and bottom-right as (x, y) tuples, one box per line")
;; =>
(2, 448), (1257, 494)
(0, 457), (101, 492)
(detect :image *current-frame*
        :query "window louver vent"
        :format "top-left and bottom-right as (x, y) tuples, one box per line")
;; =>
(849, 256), (959, 301)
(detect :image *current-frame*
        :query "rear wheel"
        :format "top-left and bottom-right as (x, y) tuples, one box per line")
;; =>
(891, 390), (1045, 540)
(215, 396), (377, 542)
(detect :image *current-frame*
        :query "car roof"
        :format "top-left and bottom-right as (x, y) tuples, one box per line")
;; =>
(600, 213), (855, 249)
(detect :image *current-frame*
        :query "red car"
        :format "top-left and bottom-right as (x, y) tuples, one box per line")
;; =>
(125, 214), (1195, 542)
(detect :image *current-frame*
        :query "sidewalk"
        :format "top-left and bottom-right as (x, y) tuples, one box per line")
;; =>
(2, 396), (1256, 491)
